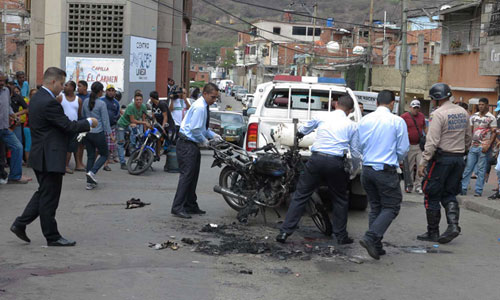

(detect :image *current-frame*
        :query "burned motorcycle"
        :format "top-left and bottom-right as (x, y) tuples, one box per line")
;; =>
(211, 141), (332, 236)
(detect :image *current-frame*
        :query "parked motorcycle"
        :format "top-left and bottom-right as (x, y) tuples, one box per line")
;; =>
(126, 117), (165, 175)
(211, 139), (333, 236)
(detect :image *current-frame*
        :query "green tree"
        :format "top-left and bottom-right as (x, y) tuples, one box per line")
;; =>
(220, 50), (236, 70)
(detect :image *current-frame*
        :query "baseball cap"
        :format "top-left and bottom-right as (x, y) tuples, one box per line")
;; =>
(410, 100), (421, 108)
(495, 100), (500, 112)
(106, 84), (115, 90)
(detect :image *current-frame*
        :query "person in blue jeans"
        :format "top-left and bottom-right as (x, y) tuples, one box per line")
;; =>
(0, 72), (30, 184)
(461, 98), (497, 197)
(116, 93), (150, 170)
(82, 82), (112, 190)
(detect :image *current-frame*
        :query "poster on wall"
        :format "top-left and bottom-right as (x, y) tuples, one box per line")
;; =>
(130, 36), (157, 82)
(66, 57), (125, 91)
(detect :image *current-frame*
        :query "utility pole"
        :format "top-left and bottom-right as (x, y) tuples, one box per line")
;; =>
(308, 3), (317, 76)
(399, 0), (409, 116)
(364, 0), (374, 91)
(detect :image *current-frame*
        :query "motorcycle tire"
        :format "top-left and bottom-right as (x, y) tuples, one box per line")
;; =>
(307, 192), (333, 236)
(219, 166), (249, 211)
(127, 148), (155, 175)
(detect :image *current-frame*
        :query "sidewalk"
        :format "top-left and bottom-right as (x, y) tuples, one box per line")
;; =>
(458, 172), (500, 220)
(403, 172), (500, 221)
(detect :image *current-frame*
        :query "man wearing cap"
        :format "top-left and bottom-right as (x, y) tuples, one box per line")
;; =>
(401, 99), (427, 194)
(101, 84), (121, 170)
(417, 83), (471, 244)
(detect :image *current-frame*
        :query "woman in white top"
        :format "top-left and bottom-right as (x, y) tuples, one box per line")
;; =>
(57, 81), (84, 174)
(169, 88), (191, 126)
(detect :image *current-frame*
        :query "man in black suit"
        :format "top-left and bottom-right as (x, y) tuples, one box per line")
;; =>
(10, 67), (98, 247)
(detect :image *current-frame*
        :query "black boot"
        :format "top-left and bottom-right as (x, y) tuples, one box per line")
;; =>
(417, 210), (441, 242)
(488, 191), (500, 200)
(438, 202), (461, 244)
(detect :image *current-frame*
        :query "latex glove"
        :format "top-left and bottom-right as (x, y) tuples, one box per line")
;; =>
(89, 117), (98, 128)
(213, 133), (224, 142)
(77, 132), (87, 143)
(199, 139), (210, 148)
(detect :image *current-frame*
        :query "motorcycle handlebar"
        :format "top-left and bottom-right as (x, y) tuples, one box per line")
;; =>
(251, 144), (274, 153)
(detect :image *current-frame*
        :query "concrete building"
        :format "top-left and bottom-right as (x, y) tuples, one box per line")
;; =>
(0, 0), (29, 75)
(371, 23), (442, 115)
(440, 0), (499, 110)
(29, 0), (192, 100)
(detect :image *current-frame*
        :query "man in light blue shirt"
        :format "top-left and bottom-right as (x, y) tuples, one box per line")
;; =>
(358, 90), (409, 260)
(171, 83), (222, 219)
(277, 95), (360, 244)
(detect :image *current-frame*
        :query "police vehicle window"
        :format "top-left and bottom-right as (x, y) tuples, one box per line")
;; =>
(265, 89), (345, 111)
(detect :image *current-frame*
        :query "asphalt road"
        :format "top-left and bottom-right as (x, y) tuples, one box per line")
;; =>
(1, 94), (500, 300)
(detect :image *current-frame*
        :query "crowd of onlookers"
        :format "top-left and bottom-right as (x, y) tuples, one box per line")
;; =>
(0, 73), (202, 190)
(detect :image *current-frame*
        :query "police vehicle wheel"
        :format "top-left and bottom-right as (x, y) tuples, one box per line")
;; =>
(219, 166), (249, 211)
(349, 194), (368, 211)
(307, 192), (333, 236)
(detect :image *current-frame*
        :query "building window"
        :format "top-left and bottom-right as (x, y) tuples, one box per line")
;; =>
(292, 26), (307, 36)
(199, 66), (203, 71)
(249, 46), (256, 55)
(307, 27), (321, 36)
(431, 45), (435, 57)
(424, 47), (427, 54)
(273, 27), (281, 34)
(67, 3), (124, 55)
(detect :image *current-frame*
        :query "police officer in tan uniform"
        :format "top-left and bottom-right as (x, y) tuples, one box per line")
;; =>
(417, 83), (472, 244)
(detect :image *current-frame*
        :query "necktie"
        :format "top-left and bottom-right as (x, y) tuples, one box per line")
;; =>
(206, 104), (210, 130)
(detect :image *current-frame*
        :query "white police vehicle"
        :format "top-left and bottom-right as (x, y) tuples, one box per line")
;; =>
(243, 75), (367, 210)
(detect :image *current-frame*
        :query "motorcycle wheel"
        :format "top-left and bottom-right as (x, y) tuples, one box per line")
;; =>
(219, 166), (249, 211)
(127, 148), (155, 175)
(307, 192), (333, 236)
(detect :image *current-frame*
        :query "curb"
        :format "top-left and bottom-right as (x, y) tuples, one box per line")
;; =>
(457, 197), (500, 220)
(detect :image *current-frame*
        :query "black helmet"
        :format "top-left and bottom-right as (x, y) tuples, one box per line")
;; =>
(115, 90), (122, 101)
(429, 83), (452, 101)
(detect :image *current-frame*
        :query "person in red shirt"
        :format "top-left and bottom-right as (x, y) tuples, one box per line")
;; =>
(401, 100), (427, 194)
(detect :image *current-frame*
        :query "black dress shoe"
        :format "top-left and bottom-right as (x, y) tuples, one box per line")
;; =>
(359, 238), (380, 260)
(186, 208), (206, 215)
(275, 231), (290, 243)
(10, 225), (30, 243)
(171, 211), (192, 219)
(47, 237), (76, 247)
(337, 236), (354, 245)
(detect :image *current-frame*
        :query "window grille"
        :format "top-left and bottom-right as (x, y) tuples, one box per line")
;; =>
(67, 3), (124, 55)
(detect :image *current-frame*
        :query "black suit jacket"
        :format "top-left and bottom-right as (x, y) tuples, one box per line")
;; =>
(29, 88), (90, 173)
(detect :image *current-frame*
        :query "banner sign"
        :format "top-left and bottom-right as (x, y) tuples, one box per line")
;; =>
(66, 57), (125, 91)
(130, 36), (157, 82)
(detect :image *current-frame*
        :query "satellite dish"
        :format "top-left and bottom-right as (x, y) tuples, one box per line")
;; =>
(353, 46), (365, 55)
(326, 41), (340, 53)
(440, 5), (451, 10)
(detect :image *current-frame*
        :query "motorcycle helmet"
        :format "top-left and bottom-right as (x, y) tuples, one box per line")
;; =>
(429, 83), (452, 101)
(115, 90), (122, 102)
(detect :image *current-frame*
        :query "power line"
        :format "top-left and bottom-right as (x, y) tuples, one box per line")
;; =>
(228, 0), (379, 29)
(147, 0), (366, 63)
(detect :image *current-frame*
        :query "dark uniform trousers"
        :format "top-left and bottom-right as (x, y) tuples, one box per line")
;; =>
(281, 153), (350, 239)
(171, 138), (202, 213)
(361, 166), (402, 245)
(422, 155), (465, 211)
(13, 170), (64, 242)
